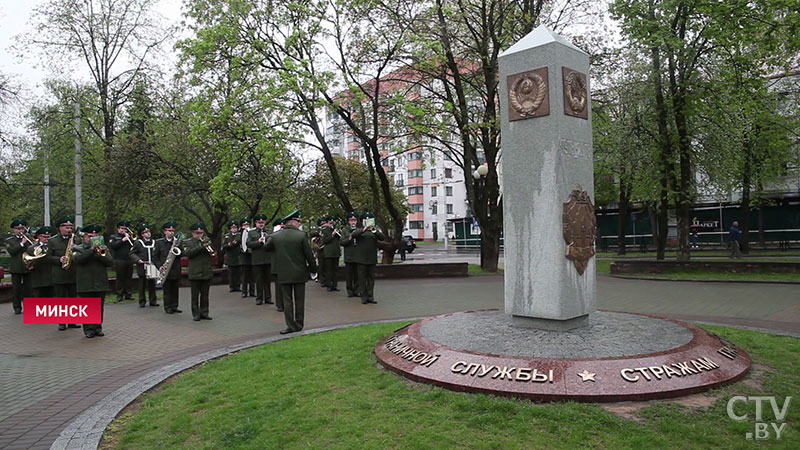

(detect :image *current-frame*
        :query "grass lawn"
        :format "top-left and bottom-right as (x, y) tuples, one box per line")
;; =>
(103, 322), (798, 449)
(597, 250), (800, 259)
(468, 263), (503, 275)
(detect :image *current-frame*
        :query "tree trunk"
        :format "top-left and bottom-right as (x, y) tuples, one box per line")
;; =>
(617, 176), (631, 255)
(648, 28), (673, 261)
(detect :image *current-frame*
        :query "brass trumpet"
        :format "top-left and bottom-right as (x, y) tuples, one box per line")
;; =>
(23, 243), (47, 268)
(202, 238), (217, 257)
(93, 245), (109, 257)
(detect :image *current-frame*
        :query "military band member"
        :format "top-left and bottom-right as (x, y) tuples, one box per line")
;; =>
(131, 224), (159, 307)
(264, 210), (316, 334)
(108, 220), (135, 301)
(222, 221), (242, 292)
(239, 217), (256, 298)
(246, 214), (273, 305)
(310, 217), (327, 286)
(272, 218), (285, 312)
(339, 212), (361, 298)
(154, 222), (182, 314)
(351, 212), (384, 304)
(320, 216), (341, 291)
(184, 223), (214, 321)
(26, 226), (53, 298)
(46, 216), (82, 330)
(73, 224), (113, 338)
(6, 219), (32, 314)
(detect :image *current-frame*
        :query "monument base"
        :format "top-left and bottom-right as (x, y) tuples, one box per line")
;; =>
(375, 310), (750, 402)
(512, 313), (589, 331)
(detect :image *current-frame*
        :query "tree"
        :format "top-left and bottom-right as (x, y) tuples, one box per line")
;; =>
(21, 0), (172, 233)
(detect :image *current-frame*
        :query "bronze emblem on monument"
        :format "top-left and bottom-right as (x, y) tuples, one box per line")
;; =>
(562, 67), (588, 119)
(507, 67), (549, 121)
(562, 189), (596, 275)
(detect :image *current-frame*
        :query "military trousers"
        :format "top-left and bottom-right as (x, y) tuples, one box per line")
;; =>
(357, 264), (376, 303)
(324, 258), (339, 289)
(78, 291), (105, 335)
(345, 262), (359, 296)
(315, 254), (326, 285)
(162, 278), (180, 312)
(138, 275), (157, 305)
(253, 264), (272, 303)
(54, 283), (78, 328)
(228, 265), (241, 291)
(241, 264), (255, 296)
(190, 279), (211, 319)
(279, 283), (306, 332)
(11, 273), (32, 312)
(34, 286), (54, 298)
(114, 260), (134, 298)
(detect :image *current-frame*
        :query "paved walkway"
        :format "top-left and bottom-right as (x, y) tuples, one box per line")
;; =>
(0, 275), (798, 449)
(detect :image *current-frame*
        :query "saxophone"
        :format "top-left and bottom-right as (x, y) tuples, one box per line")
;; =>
(156, 234), (183, 285)
(62, 233), (76, 269)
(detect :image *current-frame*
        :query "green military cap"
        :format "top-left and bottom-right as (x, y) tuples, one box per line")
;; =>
(228, 220), (239, 227)
(189, 222), (207, 231)
(346, 211), (359, 219)
(283, 209), (302, 222)
(10, 219), (27, 227)
(240, 217), (251, 224)
(137, 223), (151, 233)
(162, 221), (177, 230)
(273, 218), (284, 227)
(117, 220), (131, 227)
(56, 216), (75, 226)
(82, 224), (102, 234)
(34, 226), (53, 235)
(253, 213), (267, 221)
(361, 212), (374, 219)
(316, 217), (326, 226)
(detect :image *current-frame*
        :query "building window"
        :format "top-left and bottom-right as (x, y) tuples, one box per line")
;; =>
(381, 158), (389, 166)
(430, 168), (437, 178)
(409, 169), (423, 178)
(409, 152), (422, 160)
(431, 186), (437, 197)
(395, 174), (404, 187)
(446, 204), (454, 214)
(408, 186), (423, 195)
(411, 204), (424, 212)
(431, 204), (438, 214)
(409, 221), (424, 229)
(445, 168), (453, 178)
(446, 186), (453, 196)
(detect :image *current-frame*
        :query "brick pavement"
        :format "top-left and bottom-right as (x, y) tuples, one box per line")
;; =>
(0, 275), (798, 449)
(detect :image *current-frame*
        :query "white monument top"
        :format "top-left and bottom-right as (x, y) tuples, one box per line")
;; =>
(499, 25), (583, 57)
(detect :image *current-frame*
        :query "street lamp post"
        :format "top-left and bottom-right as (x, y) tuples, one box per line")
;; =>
(472, 164), (489, 268)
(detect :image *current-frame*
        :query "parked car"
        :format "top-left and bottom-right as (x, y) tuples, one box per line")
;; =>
(402, 235), (416, 253)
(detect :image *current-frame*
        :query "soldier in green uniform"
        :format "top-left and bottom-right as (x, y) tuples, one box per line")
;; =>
(184, 223), (214, 321)
(108, 220), (135, 301)
(26, 226), (53, 298)
(5, 219), (32, 314)
(46, 216), (82, 331)
(272, 218), (285, 312)
(320, 216), (342, 291)
(131, 224), (159, 307)
(310, 217), (326, 287)
(264, 210), (316, 334)
(239, 217), (256, 298)
(222, 220), (242, 292)
(339, 212), (361, 298)
(154, 222), (183, 314)
(246, 214), (273, 305)
(350, 212), (385, 304)
(72, 224), (113, 338)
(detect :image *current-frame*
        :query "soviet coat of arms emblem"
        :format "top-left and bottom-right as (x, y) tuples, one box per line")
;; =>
(562, 189), (596, 275)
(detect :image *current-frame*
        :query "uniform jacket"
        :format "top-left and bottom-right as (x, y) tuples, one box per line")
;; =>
(26, 243), (51, 288)
(223, 232), (242, 267)
(154, 237), (182, 280)
(130, 239), (158, 277)
(182, 238), (213, 280)
(349, 227), (385, 265)
(246, 227), (273, 265)
(4, 234), (31, 274)
(108, 233), (134, 261)
(46, 233), (79, 284)
(321, 226), (342, 259)
(264, 225), (317, 284)
(339, 227), (359, 264)
(72, 243), (113, 293)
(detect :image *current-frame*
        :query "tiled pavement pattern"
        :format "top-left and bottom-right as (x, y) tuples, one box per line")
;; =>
(1, 275), (799, 449)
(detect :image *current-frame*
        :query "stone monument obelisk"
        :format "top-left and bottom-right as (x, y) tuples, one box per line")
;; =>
(499, 26), (595, 330)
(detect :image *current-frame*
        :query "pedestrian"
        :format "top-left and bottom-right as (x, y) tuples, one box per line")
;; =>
(728, 221), (741, 258)
(339, 212), (360, 298)
(184, 223), (214, 321)
(46, 216), (82, 331)
(73, 224), (113, 338)
(108, 220), (135, 301)
(398, 235), (407, 261)
(154, 221), (183, 314)
(5, 219), (32, 314)
(131, 223), (159, 307)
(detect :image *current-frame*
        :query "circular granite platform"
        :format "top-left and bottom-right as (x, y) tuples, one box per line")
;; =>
(375, 310), (750, 402)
